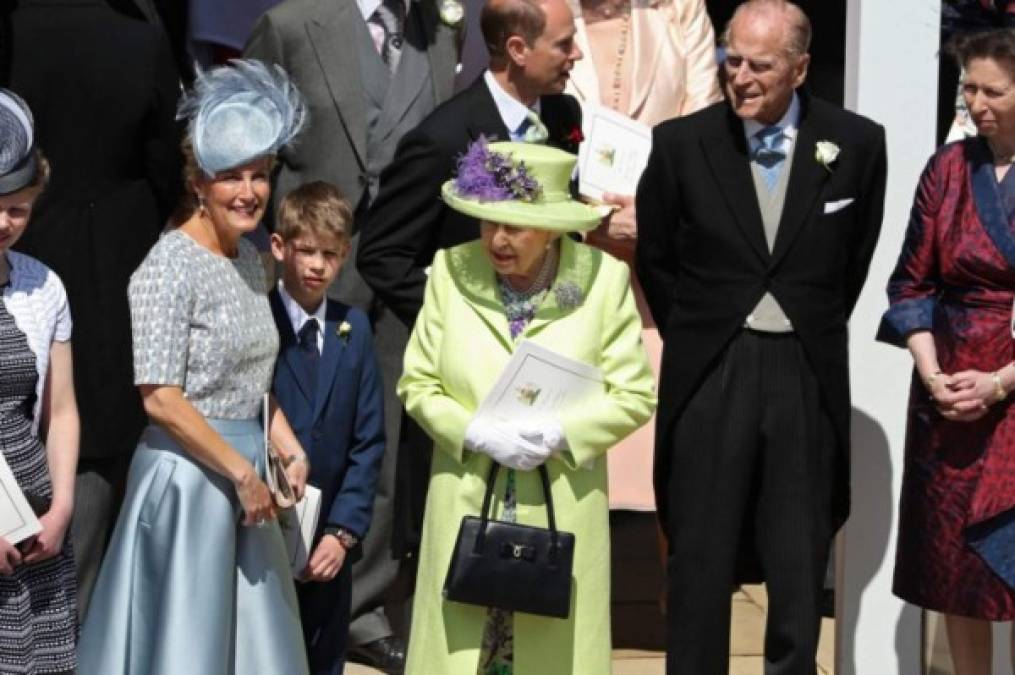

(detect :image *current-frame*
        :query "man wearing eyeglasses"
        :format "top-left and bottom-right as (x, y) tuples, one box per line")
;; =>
(636, 1), (887, 673)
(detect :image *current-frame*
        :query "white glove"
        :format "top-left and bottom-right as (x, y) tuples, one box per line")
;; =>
(464, 416), (553, 471)
(516, 414), (567, 453)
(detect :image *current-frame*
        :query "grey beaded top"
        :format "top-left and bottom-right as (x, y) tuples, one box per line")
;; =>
(128, 229), (279, 419)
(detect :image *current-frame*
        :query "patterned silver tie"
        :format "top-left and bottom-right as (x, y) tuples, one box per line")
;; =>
(369, 0), (407, 75)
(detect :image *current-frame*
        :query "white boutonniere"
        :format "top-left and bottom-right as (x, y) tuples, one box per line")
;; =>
(438, 0), (464, 27)
(815, 141), (840, 171)
(337, 321), (352, 343)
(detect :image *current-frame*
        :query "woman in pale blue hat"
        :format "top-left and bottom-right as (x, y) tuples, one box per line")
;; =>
(0, 89), (80, 675)
(79, 60), (311, 674)
(398, 140), (656, 675)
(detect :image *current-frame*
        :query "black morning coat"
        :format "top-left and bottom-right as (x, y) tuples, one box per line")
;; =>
(636, 92), (888, 538)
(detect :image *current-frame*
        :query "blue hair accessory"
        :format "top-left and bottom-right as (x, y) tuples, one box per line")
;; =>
(178, 59), (308, 176)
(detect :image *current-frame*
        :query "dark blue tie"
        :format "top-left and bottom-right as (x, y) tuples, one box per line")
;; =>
(298, 318), (320, 400)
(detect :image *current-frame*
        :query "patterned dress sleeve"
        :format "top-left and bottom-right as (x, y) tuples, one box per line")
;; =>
(876, 153), (945, 347)
(128, 241), (192, 386)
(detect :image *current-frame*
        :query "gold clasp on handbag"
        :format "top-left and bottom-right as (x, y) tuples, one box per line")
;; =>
(512, 544), (524, 558)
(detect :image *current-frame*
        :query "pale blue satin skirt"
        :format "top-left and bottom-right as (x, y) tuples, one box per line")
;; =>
(78, 419), (309, 675)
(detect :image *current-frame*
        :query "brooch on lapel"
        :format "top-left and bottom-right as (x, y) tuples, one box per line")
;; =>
(815, 141), (840, 172)
(438, 0), (464, 27)
(553, 281), (583, 310)
(337, 321), (352, 343)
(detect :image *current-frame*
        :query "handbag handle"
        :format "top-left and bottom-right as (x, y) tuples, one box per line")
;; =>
(474, 461), (560, 560)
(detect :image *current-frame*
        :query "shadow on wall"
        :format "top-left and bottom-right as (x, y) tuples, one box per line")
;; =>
(840, 408), (921, 675)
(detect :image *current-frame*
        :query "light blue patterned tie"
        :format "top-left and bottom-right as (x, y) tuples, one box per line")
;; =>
(517, 110), (549, 144)
(753, 125), (786, 192)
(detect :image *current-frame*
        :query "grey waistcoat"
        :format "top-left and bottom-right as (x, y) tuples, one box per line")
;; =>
(745, 146), (795, 333)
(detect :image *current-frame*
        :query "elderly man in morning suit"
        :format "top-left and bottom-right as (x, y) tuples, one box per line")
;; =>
(636, 1), (887, 673)
(245, 1), (460, 671)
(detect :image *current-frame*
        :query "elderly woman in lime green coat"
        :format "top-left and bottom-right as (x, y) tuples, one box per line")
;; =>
(397, 141), (656, 675)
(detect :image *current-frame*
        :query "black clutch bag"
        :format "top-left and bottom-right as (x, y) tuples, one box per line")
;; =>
(443, 462), (575, 619)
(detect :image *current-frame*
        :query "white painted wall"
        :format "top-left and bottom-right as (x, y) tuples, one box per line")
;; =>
(840, 0), (939, 673)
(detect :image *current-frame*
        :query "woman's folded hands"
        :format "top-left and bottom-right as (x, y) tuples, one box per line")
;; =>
(464, 415), (567, 471)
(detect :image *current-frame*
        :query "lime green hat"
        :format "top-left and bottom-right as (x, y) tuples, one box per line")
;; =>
(441, 139), (603, 232)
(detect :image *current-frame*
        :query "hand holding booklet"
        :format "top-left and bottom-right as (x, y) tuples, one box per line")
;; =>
(477, 340), (604, 422)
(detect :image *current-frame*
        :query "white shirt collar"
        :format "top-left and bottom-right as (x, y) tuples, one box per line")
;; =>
(357, 0), (412, 21)
(743, 92), (801, 147)
(483, 70), (542, 137)
(277, 280), (326, 343)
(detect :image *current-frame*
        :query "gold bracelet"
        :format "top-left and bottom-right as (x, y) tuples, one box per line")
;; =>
(993, 371), (1007, 403)
(925, 371), (943, 392)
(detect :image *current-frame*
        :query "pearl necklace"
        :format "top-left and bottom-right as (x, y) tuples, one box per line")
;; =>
(610, 12), (631, 111)
(505, 243), (558, 297)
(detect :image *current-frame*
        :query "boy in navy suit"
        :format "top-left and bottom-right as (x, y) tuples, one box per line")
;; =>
(269, 181), (385, 675)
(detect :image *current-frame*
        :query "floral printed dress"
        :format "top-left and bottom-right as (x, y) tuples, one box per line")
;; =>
(476, 279), (550, 675)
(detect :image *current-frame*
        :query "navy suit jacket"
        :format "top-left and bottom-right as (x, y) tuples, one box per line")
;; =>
(269, 288), (385, 541)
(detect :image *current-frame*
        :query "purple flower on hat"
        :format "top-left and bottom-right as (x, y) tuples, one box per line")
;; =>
(453, 137), (542, 203)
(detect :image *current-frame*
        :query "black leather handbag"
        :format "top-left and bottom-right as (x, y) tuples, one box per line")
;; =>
(443, 462), (575, 619)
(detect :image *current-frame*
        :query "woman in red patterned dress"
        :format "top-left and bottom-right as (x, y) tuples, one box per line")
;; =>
(879, 29), (1015, 675)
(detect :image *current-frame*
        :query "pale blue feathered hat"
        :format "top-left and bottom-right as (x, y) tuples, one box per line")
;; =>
(178, 59), (308, 176)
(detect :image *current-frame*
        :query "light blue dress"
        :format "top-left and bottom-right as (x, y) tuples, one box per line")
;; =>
(78, 230), (309, 675)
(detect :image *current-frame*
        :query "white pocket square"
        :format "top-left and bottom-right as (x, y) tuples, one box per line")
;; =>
(824, 198), (855, 214)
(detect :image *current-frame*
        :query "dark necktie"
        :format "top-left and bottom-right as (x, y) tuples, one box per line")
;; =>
(298, 318), (320, 399)
(369, 0), (406, 75)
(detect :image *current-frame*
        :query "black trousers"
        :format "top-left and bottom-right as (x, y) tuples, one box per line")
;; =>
(664, 331), (836, 675)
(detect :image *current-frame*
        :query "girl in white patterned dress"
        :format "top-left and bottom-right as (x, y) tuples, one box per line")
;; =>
(0, 89), (80, 675)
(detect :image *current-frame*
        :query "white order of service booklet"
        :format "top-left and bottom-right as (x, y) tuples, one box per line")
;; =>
(0, 452), (41, 545)
(280, 485), (322, 579)
(577, 104), (653, 202)
(262, 394), (322, 578)
(477, 340), (603, 421)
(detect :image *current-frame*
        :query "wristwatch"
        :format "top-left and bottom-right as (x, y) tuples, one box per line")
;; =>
(324, 525), (359, 550)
